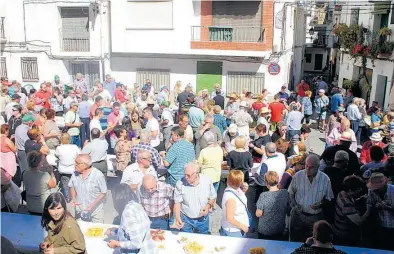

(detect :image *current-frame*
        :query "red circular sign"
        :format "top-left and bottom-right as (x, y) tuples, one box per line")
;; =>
(268, 63), (281, 75)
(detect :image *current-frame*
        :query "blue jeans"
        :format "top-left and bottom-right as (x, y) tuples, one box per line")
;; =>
(219, 227), (244, 237)
(71, 135), (81, 147)
(79, 117), (90, 145)
(350, 120), (360, 145)
(150, 217), (169, 230)
(170, 214), (210, 234)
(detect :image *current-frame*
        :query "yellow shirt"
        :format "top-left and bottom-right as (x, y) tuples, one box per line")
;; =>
(198, 145), (223, 183)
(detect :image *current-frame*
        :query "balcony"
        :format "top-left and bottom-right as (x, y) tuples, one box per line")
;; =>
(191, 26), (265, 43)
(1, 17), (6, 44)
(59, 28), (90, 52)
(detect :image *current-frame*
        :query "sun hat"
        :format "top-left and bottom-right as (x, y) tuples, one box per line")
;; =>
(228, 92), (238, 100)
(228, 124), (238, 134)
(22, 114), (35, 123)
(367, 172), (388, 190)
(370, 132), (383, 142)
(260, 107), (271, 114)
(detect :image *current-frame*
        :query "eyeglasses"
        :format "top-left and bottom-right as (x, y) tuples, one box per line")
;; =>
(142, 157), (151, 162)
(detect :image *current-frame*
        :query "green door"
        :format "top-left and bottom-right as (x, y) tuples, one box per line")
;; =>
(196, 61), (222, 94)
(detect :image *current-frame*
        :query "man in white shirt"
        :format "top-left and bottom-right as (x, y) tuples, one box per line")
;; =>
(82, 128), (109, 180)
(64, 102), (83, 147)
(256, 142), (286, 185)
(64, 90), (78, 111)
(93, 81), (112, 102)
(160, 101), (174, 150)
(346, 97), (362, 145)
(143, 107), (161, 149)
(121, 150), (157, 190)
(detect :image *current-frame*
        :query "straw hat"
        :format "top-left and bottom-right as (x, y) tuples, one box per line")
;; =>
(367, 172), (388, 190)
(228, 92), (238, 100)
(260, 107), (271, 114)
(339, 131), (353, 142)
(370, 132), (383, 142)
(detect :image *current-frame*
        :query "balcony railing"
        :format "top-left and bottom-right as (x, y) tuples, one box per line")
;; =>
(59, 28), (90, 52)
(1, 17), (6, 43)
(191, 26), (265, 43)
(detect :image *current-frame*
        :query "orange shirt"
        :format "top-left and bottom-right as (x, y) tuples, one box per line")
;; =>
(35, 90), (51, 109)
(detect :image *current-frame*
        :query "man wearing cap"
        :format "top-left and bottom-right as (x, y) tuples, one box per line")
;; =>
(224, 93), (239, 126)
(5, 94), (21, 121)
(233, 101), (253, 137)
(211, 83), (225, 99)
(160, 101), (174, 150)
(320, 132), (360, 175)
(330, 88), (344, 114)
(360, 132), (387, 165)
(222, 124), (245, 156)
(52, 75), (64, 94)
(7, 105), (22, 138)
(314, 89), (330, 131)
(257, 107), (270, 132)
(15, 114), (35, 174)
(366, 173), (394, 250)
(325, 106), (345, 140)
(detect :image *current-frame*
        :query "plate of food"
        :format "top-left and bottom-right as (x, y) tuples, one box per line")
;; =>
(150, 229), (165, 242)
(248, 247), (266, 254)
(177, 236), (188, 244)
(85, 227), (104, 238)
(183, 241), (204, 254)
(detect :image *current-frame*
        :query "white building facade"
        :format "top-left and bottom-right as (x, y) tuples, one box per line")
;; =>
(1, 0), (306, 96)
(337, 0), (394, 109)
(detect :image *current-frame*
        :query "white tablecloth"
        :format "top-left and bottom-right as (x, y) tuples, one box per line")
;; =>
(1, 213), (391, 254)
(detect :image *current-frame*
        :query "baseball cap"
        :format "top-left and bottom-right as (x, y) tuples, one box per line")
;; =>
(22, 114), (35, 123)
(12, 94), (21, 100)
(54, 75), (60, 81)
(160, 101), (169, 107)
(319, 89), (325, 94)
(228, 124), (238, 134)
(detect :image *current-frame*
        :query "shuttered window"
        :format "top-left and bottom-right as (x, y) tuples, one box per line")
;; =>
(227, 72), (264, 95)
(136, 69), (170, 93)
(60, 7), (90, 52)
(212, 1), (262, 42)
(21, 57), (39, 82)
(0, 57), (7, 78)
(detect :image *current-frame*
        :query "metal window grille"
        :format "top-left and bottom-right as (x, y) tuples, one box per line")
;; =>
(21, 57), (39, 82)
(136, 69), (170, 93)
(227, 71), (264, 95)
(60, 7), (90, 52)
(0, 57), (7, 78)
(70, 61), (100, 89)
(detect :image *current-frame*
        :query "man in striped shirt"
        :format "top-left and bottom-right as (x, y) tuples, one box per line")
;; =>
(289, 154), (334, 242)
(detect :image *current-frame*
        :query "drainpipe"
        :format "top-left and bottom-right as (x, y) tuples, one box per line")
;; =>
(23, 1), (27, 43)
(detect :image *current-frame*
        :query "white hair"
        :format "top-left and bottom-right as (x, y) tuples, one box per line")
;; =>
(203, 131), (216, 145)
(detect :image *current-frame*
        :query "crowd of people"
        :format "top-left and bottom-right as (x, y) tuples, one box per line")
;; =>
(1, 75), (394, 253)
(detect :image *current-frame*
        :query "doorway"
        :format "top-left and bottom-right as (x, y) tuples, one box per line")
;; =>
(196, 61), (222, 93)
(375, 75), (387, 108)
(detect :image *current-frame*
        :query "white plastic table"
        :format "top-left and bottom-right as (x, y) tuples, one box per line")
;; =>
(1, 212), (393, 254)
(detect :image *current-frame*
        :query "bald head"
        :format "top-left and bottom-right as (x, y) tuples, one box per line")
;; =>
(143, 175), (157, 193)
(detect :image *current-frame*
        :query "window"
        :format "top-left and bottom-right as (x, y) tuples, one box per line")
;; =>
(305, 54), (312, 63)
(126, 0), (173, 29)
(227, 72), (264, 95)
(60, 7), (90, 52)
(391, 4), (394, 24)
(21, 57), (39, 82)
(314, 54), (323, 70)
(136, 69), (170, 92)
(350, 8), (359, 25)
(0, 57), (7, 78)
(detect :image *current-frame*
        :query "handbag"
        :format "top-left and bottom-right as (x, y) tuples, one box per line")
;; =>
(224, 190), (254, 232)
(62, 112), (77, 133)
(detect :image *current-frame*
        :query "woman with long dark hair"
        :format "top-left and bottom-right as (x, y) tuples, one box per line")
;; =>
(121, 116), (136, 140)
(106, 183), (155, 253)
(40, 192), (86, 254)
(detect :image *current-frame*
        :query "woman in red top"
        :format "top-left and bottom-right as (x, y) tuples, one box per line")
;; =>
(35, 83), (52, 109)
(252, 94), (266, 112)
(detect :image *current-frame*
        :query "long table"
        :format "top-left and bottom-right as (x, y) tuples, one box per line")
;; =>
(1, 212), (393, 254)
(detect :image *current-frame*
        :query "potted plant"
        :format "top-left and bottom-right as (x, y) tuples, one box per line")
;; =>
(378, 41), (394, 58)
(379, 27), (392, 37)
(342, 79), (355, 89)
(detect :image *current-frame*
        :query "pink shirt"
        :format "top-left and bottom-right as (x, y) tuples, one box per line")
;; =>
(107, 112), (120, 138)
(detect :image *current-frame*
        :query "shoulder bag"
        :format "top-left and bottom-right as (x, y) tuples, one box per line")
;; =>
(62, 112), (77, 133)
(224, 190), (254, 232)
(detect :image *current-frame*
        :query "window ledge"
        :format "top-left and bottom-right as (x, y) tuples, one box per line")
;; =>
(126, 28), (174, 31)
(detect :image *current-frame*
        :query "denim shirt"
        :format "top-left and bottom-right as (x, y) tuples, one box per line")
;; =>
(301, 97), (313, 115)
